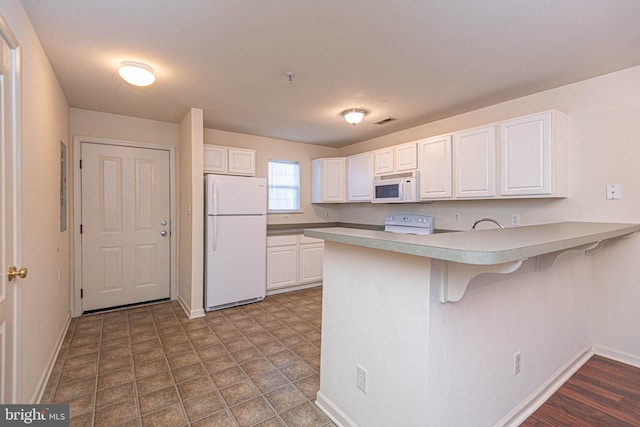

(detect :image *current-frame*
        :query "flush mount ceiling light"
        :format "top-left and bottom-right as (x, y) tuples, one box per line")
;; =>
(118, 61), (156, 87)
(341, 108), (367, 125)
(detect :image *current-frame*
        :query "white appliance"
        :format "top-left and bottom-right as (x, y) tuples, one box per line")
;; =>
(372, 171), (419, 203)
(384, 213), (434, 235)
(205, 174), (267, 311)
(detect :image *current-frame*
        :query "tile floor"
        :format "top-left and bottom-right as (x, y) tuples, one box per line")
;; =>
(41, 287), (335, 427)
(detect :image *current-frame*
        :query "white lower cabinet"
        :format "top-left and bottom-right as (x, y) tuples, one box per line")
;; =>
(267, 234), (324, 293)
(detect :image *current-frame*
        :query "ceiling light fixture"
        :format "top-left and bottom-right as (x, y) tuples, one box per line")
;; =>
(341, 108), (367, 125)
(118, 61), (156, 87)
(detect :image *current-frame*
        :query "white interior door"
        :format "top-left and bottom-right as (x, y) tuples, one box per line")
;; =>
(81, 143), (171, 311)
(0, 20), (21, 403)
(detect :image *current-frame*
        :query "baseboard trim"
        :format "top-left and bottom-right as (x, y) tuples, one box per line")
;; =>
(315, 390), (358, 427)
(594, 345), (640, 368)
(177, 294), (205, 319)
(34, 313), (72, 403)
(498, 347), (594, 427)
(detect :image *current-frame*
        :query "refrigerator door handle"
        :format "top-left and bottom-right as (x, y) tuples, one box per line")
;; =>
(211, 215), (218, 252)
(213, 180), (219, 216)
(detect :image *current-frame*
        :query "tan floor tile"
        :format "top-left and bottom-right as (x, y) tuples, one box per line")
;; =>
(280, 401), (328, 427)
(63, 352), (99, 370)
(133, 347), (165, 365)
(94, 398), (139, 427)
(52, 378), (96, 403)
(191, 410), (237, 427)
(177, 376), (217, 401)
(95, 381), (135, 409)
(101, 335), (131, 350)
(138, 385), (180, 415)
(141, 402), (187, 427)
(130, 329), (159, 343)
(267, 350), (300, 368)
(292, 342), (320, 358)
(197, 344), (228, 361)
(186, 326), (213, 340)
(183, 391), (226, 422)
(67, 392), (95, 418)
(264, 383), (308, 413)
(280, 360), (315, 382)
(167, 350), (200, 370)
(131, 337), (163, 354)
(211, 365), (247, 388)
(224, 337), (253, 352)
(204, 354), (238, 374)
(231, 346), (260, 363)
(100, 345), (133, 361)
(280, 334), (307, 348)
(101, 328), (130, 341)
(220, 377), (260, 406)
(241, 357), (276, 376)
(294, 374), (320, 400)
(191, 335), (221, 350)
(137, 371), (174, 396)
(134, 358), (170, 379)
(59, 363), (97, 384)
(229, 396), (276, 427)
(173, 362), (206, 383)
(99, 355), (132, 373)
(251, 369), (290, 393)
(256, 416), (287, 426)
(69, 412), (93, 427)
(269, 327), (296, 340)
(97, 367), (134, 390)
(256, 339), (286, 356)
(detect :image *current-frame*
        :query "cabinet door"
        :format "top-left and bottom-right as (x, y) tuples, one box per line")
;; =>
(347, 152), (373, 202)
(299, 243), (324, 284)
(267, 245), (297, 290)
(419, 135), (452, 199)
(321, 158), (346, 202)
(203, 145), (227, 173)
(454, 126), (496, 198)
(395, 142), (418, 172)
(500, 112), (551, 196)
(374, 148), (394, 175)
(228, 148), (255, 176)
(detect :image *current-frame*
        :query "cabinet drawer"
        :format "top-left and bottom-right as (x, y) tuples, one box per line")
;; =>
(267, 235), (298, 247)
(299, 235), (323, 245)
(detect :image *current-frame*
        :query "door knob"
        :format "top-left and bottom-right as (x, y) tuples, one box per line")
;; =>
(7, 266), (28, 281)
(160, 230), (167, 237)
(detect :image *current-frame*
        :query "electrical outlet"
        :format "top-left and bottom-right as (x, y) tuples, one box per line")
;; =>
(606, 184), (622, 200)
(453, 212), (461, 223)
(324, 211), (330, 219)
(514, 351), (521, 375)
(511, 214), (520, 226)
(356, 364), (368, 393)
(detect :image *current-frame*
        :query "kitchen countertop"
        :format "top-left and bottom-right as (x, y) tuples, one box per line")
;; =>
(304, 222), (640, 265)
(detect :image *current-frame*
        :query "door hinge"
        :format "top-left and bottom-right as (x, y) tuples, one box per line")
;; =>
(80, 224), (83, 234)
(79, 159), (82, 169)
(80, 289), (83, 298)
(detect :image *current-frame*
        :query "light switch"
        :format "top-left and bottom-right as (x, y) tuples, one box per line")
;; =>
(606, 184), (621, 200)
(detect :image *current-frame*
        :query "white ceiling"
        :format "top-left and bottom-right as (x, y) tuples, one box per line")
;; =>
(20, 0), (640, 147)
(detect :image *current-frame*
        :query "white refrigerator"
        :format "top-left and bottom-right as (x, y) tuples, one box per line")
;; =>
(205, 174), (267, 311)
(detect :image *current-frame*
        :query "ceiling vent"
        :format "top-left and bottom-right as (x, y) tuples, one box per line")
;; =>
(374, 117), (398, 125)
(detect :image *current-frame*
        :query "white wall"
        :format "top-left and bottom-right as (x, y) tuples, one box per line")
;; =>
(204, 129), (338, 224)
(1, 0), (70, 402)
(333, 66), (640, 366)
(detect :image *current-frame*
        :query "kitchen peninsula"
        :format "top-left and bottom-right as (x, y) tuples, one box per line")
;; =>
(305, 222), (640, 426)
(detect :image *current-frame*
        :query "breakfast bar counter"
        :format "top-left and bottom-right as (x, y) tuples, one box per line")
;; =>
(305, 221), (639, 427)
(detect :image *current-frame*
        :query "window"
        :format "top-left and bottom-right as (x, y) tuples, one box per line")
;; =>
(268, 160), (300, 212)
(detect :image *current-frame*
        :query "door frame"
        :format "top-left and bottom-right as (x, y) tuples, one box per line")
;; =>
(71, 135), (178, 317)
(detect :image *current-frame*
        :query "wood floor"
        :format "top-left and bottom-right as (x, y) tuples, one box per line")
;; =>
(522, 355), (640, 426)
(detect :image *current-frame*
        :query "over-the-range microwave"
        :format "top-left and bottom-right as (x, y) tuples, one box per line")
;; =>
(372, 171), (418, 203)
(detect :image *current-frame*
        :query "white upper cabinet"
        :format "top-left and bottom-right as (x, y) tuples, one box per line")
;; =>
(203, 145), (256, 176)
(374, 142), (418, 175)
(228, 148), (256, 176)
(454, 125), (496, 198)
(395, 141), (418, 172)
(374, 148), (394, 175)
(311, 158), (346, 203)
(346, 152), (374, 202)
(203, 145), (227, 173)
(500, 110), (567, 197)
(418, 135), (452, 200)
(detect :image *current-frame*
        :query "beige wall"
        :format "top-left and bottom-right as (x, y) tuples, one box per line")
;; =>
(178, 108), (204, 318)
(204, 129), (339, 224)
(2, 0), (71, 402)
(335, 65), (640, 366)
